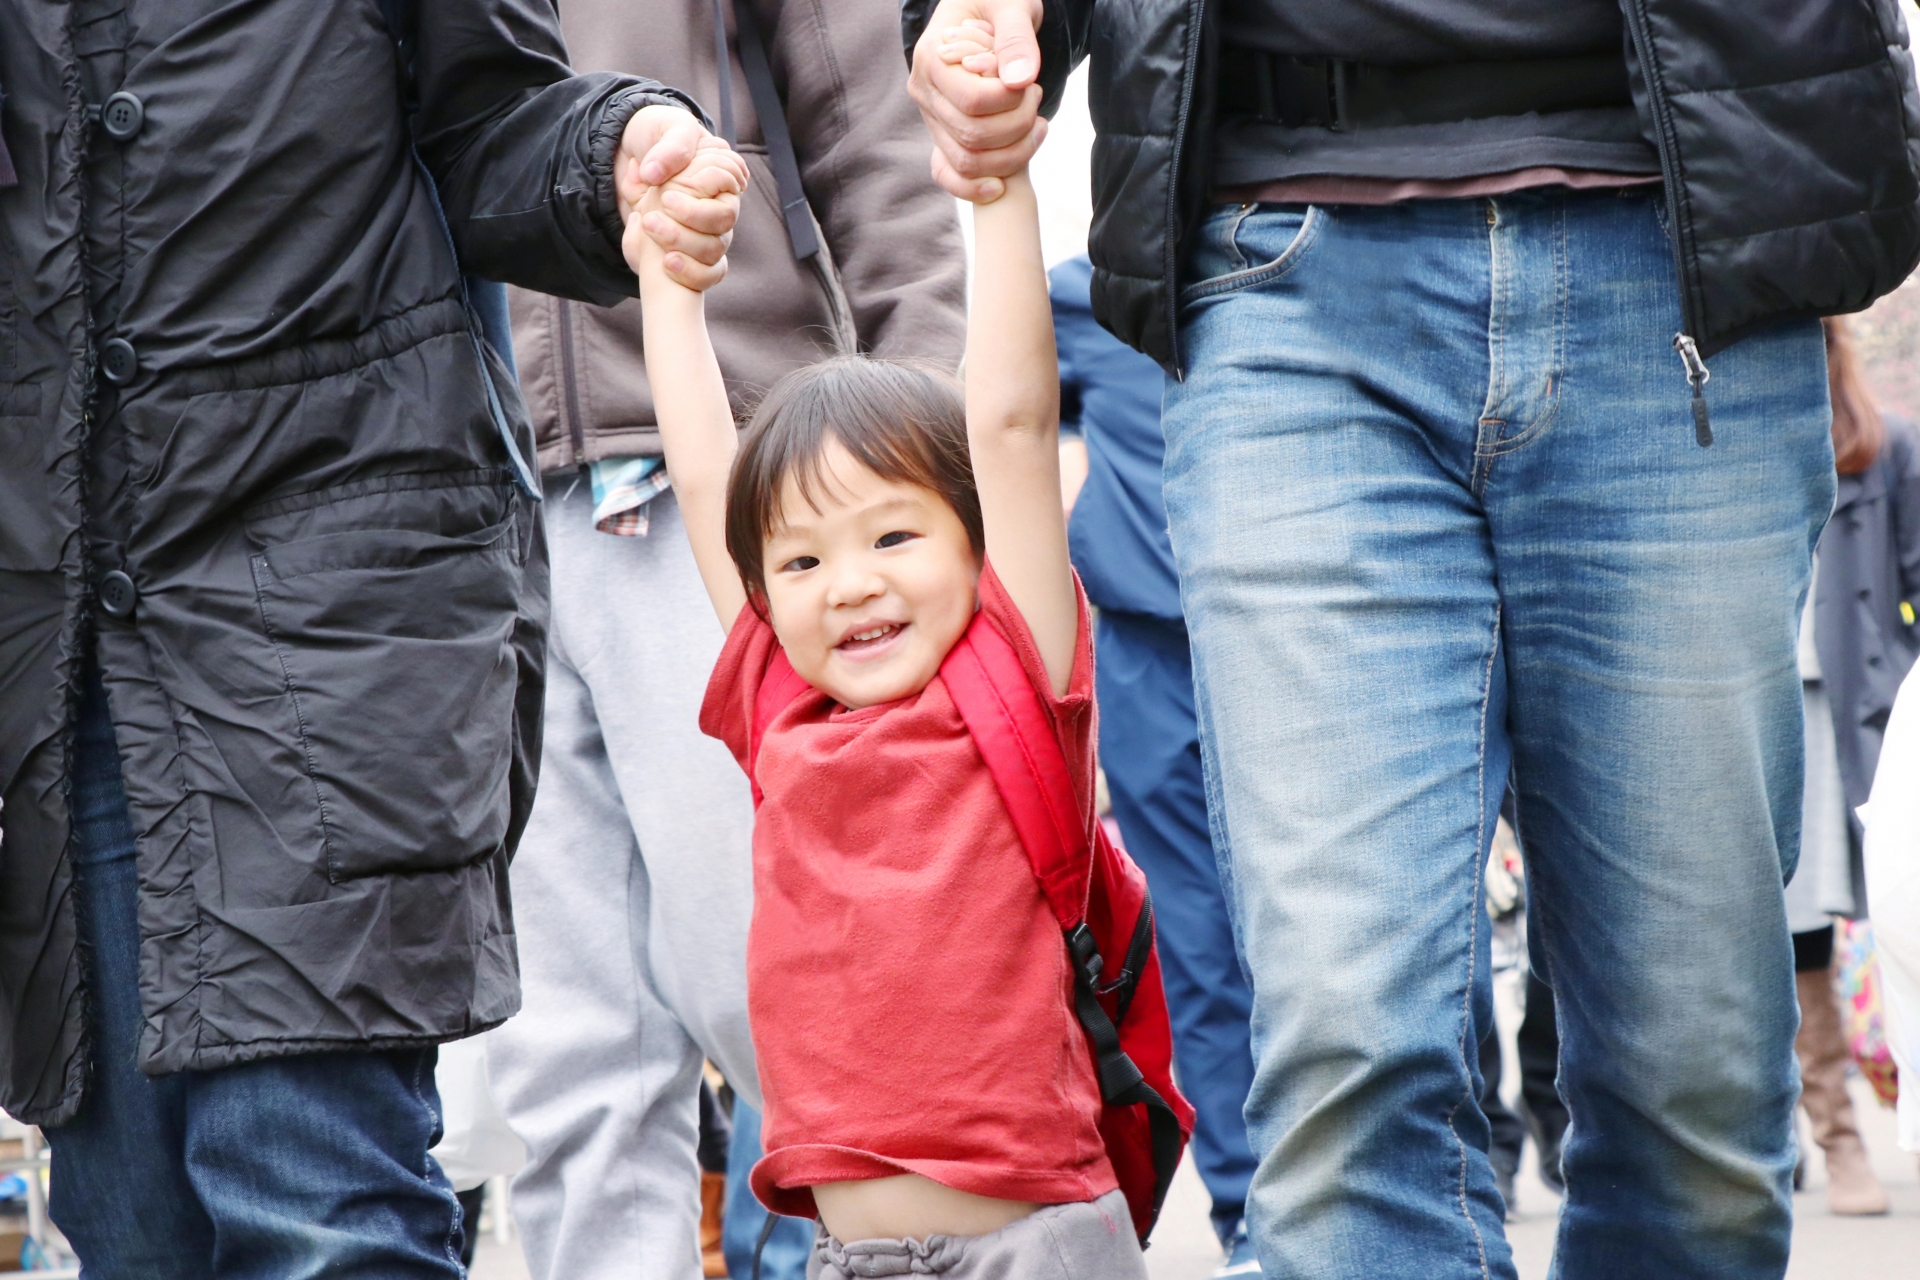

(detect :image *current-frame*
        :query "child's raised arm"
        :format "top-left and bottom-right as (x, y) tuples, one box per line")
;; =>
(951, 26), (1075, 695)
(624, 145), (752, 628)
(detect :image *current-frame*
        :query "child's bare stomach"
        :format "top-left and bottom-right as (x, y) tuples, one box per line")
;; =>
(813, 1174), (1037, 1242)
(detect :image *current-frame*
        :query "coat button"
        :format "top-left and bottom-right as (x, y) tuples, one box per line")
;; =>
(101, 337), (138, 384)
(98, 570), (138, 618)
(101, 91), (145, 141)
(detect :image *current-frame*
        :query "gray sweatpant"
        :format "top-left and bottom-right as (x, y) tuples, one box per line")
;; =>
(487, 482), (759, 1280)
(806, 1192), (1148, 1280)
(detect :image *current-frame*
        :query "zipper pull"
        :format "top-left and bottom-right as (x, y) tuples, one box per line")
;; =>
(1672, 333), (1712, 447)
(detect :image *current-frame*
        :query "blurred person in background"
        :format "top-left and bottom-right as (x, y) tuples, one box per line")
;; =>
(1052, 255), (1262, 1276)
(482, 0), (964, 1276)
(0, 1), (732, 1274)
(906, 1), (1920, 1277)
(1786, 315), (1919, 1216)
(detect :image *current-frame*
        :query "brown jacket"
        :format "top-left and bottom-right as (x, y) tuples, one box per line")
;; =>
(514, 0), (967, 468)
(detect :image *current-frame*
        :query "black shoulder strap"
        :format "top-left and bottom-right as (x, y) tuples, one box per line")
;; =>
(711, 0), (820, 261)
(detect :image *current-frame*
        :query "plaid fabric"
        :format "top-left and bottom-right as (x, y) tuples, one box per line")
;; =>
(590, 455), (671, 536)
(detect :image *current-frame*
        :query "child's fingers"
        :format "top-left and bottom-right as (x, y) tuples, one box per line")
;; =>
(932, 148), (1003, 205)
(663, 249), (729, 292)
(960, 50), (999, 75)
(641, 204), (734, 266)
(659, 188), (741, 234)
(692, 148), (752, 189)
(668, 160), (747, 201)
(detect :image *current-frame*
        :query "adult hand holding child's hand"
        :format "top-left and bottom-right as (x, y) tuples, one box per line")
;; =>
(909, 0), (1046, 202)
(622, 136), (750, 291)
(617, 105), (748, 290)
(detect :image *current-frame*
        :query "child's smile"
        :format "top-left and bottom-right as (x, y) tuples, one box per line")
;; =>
(835, 621), (910, 659)
(762, 438), (980, 709)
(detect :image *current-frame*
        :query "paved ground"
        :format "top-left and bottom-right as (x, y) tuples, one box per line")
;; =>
(478, 1100), (1919, 1280)
(477, 979), (1920, 1280)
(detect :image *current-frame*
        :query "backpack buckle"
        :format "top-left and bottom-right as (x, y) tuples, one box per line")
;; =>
(1066, 924), (1104, 987)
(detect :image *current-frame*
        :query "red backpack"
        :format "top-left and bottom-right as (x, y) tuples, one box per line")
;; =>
(749, 609), (1195, 1243)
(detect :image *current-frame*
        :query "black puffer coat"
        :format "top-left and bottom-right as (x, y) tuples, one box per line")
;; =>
(902, 0), (1920, 370)
(0, 0), (695, 1126)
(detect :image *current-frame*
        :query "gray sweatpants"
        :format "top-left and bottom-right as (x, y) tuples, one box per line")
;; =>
(487, 481), (759, 1280)
(806, 1192), (1148, 1280)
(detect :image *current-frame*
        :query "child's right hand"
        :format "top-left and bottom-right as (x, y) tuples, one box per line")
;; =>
(932, 19), (1044, 204)
(623, 138), (751, 292)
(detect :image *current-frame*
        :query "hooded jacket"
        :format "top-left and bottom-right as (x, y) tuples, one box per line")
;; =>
(0, 0), (694, 1126)
(902, 0), (1920, 373)
(517, 0), (966, 471)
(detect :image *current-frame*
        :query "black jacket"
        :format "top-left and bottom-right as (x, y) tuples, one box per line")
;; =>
(0, 0), (694, 1126)
(1813, 415), (1920, 850)
(902, 0), (1920, 372)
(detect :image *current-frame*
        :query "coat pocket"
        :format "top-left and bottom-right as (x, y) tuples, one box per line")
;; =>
(246, 472), (524, 881)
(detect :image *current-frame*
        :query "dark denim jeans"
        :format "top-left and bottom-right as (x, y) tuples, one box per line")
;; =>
(44, 664), (466, 1279)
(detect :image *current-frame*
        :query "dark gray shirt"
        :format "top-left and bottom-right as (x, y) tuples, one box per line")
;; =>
(1212, 0), (1659, 187)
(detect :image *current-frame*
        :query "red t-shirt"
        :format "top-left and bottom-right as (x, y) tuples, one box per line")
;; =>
(700, 563), (1118, 1218)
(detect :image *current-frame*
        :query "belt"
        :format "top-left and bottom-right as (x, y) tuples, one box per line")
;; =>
(1216, 49), (1633, 131)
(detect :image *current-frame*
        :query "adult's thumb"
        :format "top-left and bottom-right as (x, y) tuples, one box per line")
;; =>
(985, 0), (1043, 89)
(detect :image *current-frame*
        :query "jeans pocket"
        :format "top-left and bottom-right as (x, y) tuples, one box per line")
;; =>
(1181, 205), (1324, 305)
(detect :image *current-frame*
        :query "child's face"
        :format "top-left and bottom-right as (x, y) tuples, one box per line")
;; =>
(762, 439), (980, 709)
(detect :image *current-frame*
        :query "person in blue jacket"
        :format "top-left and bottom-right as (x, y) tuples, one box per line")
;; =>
(1053, 255), (1260, 1276)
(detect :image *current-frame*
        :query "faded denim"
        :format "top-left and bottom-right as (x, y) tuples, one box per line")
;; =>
(1162, 189), (1831, 1280)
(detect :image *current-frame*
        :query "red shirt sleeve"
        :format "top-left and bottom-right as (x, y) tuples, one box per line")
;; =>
(699, 603), (784, 775)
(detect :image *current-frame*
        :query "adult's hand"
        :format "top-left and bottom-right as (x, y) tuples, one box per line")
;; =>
(625, 138), (750, 290)
(617, 104), (745, 291)
(909, 0), (1047, 201)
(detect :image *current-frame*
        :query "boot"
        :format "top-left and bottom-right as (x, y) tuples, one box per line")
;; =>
(1795, 966), (1890, 1215)
(701, 1171), (729, 1277)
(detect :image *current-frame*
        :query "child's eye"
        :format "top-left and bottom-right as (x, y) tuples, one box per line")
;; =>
(779, 555), (820, 572)
(875, 531), (919, 550)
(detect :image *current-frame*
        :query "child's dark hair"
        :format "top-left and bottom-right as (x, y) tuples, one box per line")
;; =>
(725, 355), (984, 605)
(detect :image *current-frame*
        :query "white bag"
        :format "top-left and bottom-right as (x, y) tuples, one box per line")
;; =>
(1862, 663), (1920, 1153)
(429, 1031), (527, 1192)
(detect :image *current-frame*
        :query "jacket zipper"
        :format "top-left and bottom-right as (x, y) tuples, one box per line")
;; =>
(554, 296), (590, 474)
(1162, 0), (1210, 380)
(1619, 0), (1713, 446)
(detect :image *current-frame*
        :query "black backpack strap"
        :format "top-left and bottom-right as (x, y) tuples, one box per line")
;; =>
(720, 0), (819, 260)
(375, 0), (539, 498)
(1064, 911), (1184, 1234)
(750, 1209), (778, 1280)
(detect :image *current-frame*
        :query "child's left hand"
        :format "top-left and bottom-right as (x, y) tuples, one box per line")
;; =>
(623, 137), (751, 291)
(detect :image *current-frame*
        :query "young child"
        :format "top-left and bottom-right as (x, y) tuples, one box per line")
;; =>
(621, 26), (1155, 1280)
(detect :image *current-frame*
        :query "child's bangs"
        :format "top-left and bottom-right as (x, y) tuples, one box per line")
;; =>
(725, 356), (983, 603)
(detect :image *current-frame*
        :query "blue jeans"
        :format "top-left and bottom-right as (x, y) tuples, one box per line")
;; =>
(44, 664), (466, 1279)
(1162, 190), (1829, 1280)
(721, 1101), (811, 1280)
(1094, 609), (1258, 1242)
